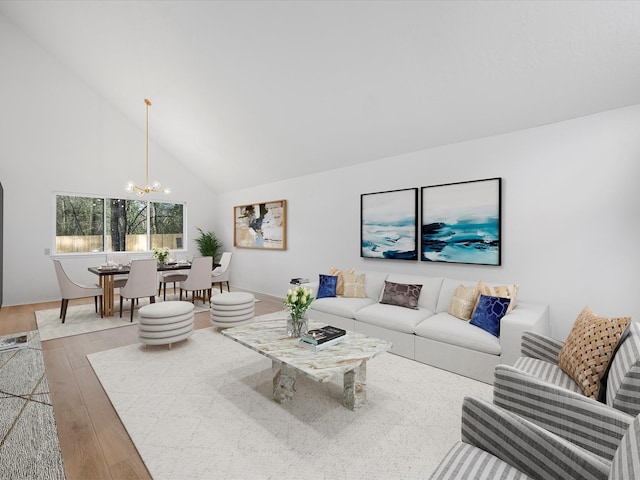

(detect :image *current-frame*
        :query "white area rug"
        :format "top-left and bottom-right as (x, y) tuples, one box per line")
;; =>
(88, 313), (492, 479)
(35, 294), (210, 341)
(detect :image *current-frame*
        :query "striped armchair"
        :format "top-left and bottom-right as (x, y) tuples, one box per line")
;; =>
(430, 396), (640, 480)
(498, 323), (640, 416)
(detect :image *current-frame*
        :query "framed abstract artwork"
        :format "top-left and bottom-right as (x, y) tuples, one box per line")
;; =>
(233, 199), (286, 250)
(421, 178), (501, 265)
(361, 188), (418, 260)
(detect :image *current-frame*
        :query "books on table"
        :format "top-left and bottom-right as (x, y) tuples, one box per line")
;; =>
(299, 325), (347, 351)
(299, 334), (347, 351)
(0, 334), (28, 352)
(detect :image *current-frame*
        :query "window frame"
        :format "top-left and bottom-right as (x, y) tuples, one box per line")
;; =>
(53, 191), (187, 256)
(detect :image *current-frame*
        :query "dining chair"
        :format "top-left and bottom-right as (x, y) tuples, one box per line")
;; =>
(53, 259), (103, 323)
(158, 270), (188, 300)
(106, 252), (130, 288)
(180, 256), (213, 304)
(119, 258), (157, 322)
(211, 251), (232, 293)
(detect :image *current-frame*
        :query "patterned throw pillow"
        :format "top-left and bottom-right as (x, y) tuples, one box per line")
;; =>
(329, 267), (354, 296)
(316, 274), (338, 299)
(469, 295), (511, 338)
(342, 271), (366, 298)
(475, 281), (519, 313)
(380, 281), (423, 310)
(448, 284), (479, 320)
(558, 306), (631, 399)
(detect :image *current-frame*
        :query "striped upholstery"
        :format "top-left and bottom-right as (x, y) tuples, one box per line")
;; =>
(448, 397), (610, 480)
(494, 365), (633, 460)
(610, 414), (640, 480)
(429, 441), (531, 479)
(521, 331), (563, 363)
(606, 322), (640, 416)
(513, 357), (582, 394)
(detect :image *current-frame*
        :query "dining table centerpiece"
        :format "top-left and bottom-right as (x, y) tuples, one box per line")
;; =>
(152, 247), (170, 265)
(284, 285), (313, 337)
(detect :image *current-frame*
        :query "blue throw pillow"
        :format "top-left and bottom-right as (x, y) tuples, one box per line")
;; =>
(470, 295), (511, 338)
(316, 274), (338, 299)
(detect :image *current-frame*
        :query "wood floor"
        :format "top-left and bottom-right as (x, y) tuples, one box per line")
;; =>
(0, 290), (284, 480)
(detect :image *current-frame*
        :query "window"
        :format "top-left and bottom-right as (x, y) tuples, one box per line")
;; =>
(55, 194), (185, 254)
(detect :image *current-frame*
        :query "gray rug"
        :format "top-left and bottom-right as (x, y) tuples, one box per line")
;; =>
(0, 331), (65, 479)
(88, 312), (492, 479)
(35, 293), (211, 341)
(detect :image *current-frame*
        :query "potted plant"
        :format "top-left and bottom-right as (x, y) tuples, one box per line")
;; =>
(194, 227), (223, 263)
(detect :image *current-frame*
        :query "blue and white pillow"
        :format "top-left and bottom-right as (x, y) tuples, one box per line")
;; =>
(470, 294), (511, 338)
(316, 274), (338, 299)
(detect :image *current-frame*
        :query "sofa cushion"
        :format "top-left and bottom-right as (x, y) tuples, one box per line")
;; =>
(355, 303), (432, 334)
(316, 274), (337, 299)
(475, 281), (519, 313)
(469, 295), (511, 338)
(558, 306), (631, 399)
(342, 271), (366, 298)
(310, 296), (375, 319)
(436, 278), (479, 313)
(385, 274), (443, 312)
(380, 281), (422, 310)
(414, 312), (501, 356)
(448, 284), (479, 320)
(359, 270), (389, 300)
(329, 266), (354, 295)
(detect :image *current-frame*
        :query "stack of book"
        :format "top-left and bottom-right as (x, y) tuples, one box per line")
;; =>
(299, 326), (347, 351)
(0, 334), (28, 352)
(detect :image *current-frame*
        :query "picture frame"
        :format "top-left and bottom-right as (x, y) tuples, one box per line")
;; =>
(361, 188), (418, 260)
(233, 199), (287, 250)
(421, 178), (501, 265)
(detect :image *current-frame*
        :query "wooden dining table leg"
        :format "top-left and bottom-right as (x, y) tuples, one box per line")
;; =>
(101, 274), (116, 317)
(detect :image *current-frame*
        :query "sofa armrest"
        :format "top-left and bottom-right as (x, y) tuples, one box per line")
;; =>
(494, 364), (633, 461)
(499, 302), (550, 366)
(521, 330), (564, 362)
(460, 396), (610, 480)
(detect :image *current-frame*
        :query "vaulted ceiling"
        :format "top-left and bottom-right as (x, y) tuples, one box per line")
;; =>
(2, 1), (640, 192)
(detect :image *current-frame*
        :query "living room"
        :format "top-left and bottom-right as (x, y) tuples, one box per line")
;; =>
(1, 1), (639, 479)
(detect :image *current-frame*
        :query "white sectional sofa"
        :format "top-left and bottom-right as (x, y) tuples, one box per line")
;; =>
(302, 271), (550, 383)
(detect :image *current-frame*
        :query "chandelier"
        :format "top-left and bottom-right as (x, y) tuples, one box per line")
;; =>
(124, 98), (171, 196)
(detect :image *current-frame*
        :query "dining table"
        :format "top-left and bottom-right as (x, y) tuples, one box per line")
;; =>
(88, 261), (193, 317)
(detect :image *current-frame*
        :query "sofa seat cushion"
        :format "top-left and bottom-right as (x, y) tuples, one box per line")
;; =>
(354, 303), (433, 334)
(310, 296), (375, 319)
(414, 313), (501, 355)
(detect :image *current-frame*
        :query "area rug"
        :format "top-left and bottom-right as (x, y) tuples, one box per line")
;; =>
(0, 330), (66, 479)
(88, 312), (492, 479)
(35, 293), (211, 341)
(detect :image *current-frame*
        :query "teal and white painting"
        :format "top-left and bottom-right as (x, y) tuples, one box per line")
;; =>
(361, 188), (417, 260)
(421, 178), (501, 265)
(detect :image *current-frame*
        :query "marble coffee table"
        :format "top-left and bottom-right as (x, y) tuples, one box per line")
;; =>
(222, 318), (392, 410)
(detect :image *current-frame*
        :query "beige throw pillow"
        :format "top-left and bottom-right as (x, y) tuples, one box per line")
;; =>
(329, 267), (354, 296)
(342, 271), (366, 298)
(448, 284), (479, 321)
(475, 281), (519, 313)
(558, 306), (631, 399)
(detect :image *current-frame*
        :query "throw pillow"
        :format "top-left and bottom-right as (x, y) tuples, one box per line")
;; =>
(475, 281), (519, 313)
(342, 271), (366, 298)
(329, 266), (354, 296)
(316, 274), (338, 299)
(469, 295), (511, 338)
(448, 284), (479, 321)
(380, 281), (423, 310)
(558, 306), (631, 399)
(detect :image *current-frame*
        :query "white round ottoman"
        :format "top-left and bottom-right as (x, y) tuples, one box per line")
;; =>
(138, 301), (195, 349)
(210, 292), (255, 328)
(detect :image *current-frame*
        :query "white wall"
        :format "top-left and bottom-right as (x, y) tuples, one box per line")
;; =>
(0, 15), (218, 306)
(216, 105), (640, 339)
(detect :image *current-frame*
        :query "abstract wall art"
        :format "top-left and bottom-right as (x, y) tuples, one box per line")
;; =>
(234, 199), (286, 250)
(361, 188), (418, 260)
(421, 178), (501, 265)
